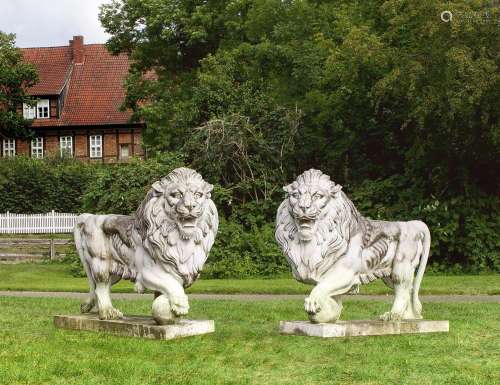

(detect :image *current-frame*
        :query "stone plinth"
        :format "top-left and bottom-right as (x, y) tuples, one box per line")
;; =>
(54, 314), (214, 340)
(279, 319), (449, 338)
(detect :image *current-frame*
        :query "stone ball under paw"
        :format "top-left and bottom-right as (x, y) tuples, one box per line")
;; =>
(308, 295), (343, 323)
(152, 294), (178, 325)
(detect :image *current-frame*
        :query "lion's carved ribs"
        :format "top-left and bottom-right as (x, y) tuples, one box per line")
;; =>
(276, 169), (431, 323)
(74, 167), (219, 323)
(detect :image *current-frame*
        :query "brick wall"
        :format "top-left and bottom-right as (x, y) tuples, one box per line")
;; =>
(103, 133), (117, 163)
(45, 135), (59, 156)
(133, 131), (143, 156)
(75, 134), (87, 158)
(16, 139), (30, 156)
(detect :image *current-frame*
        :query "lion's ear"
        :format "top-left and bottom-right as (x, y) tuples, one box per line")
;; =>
(204, 183), (214, 194)
(152, 181), (164, 194)
(330, 183), (342, 197)
(283, 184), (293, 195)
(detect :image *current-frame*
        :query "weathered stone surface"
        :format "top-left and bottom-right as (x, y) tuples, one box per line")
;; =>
(73, 167), (219, 324)
(275, 169), (433, 323)
(279, 319), (449, 338)
(54, 314), (214, 340)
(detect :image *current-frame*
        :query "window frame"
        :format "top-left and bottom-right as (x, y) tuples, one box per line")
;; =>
(59, 136), (73, 157)
(36, 99), (50, 119)
(2, 139), (15, 157)
(23, 103), (36, 119)
(119, 143), (129, 159)
(31, 137), (44, 158)
(89, 135), (103, 158)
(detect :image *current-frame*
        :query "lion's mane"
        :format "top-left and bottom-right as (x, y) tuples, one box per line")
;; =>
(276, 180), (362, 284)
(135, 168), (218, 287)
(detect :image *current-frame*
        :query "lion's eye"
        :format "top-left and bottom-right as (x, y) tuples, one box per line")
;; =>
(313, 193), (323, 200)
(171, 192), (183, 199)
(194, 192), (203, 199)
(291, 192), (299, 199)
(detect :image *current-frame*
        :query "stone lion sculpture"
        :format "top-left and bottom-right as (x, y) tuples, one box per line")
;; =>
(275, 169), (430, 323)
(74, 167), (218, 324)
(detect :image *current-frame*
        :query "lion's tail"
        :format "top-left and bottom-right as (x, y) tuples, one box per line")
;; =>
(412, 221), (431, 318)
(73, 214), (92, 266)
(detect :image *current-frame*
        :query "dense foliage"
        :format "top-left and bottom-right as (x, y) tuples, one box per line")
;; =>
(0, 157), (93, 213)
(97, 0), (499, 273)
(0, 31), (38, 139)
(2, 155), (498, 275)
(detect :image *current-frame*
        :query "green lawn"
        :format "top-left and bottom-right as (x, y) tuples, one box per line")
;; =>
(0, 296), (498, 385)
(0, 263), (499, 295)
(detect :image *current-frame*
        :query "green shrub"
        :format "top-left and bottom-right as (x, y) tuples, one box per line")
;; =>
(203, 218), (289, 278)
(0, 156), (93, 213)
(81, 152), (185, 214)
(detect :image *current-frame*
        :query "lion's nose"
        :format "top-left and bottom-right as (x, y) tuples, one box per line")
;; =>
(298, 196), (311, 211)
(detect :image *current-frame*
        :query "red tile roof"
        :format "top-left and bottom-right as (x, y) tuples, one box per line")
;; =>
(22, 46), (72, 95)
(22, 42), (134, 127)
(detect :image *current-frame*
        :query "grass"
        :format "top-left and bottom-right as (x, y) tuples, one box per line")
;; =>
(0, 263), (499, 295)
(0, 296), (498, 385)
(0, 233), (74, 259)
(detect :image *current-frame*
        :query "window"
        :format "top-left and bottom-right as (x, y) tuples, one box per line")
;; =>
(36, 99), (50, 119)
(31, 137), (43, 158)
(90, 135), (102, 158)
(23, 103), (36, 119)
(2, 139), (15, 157)
(120, 144), (129, 159)
(60, 136), (73, 157)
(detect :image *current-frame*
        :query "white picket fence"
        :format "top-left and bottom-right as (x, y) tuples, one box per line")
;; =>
(0, 211), (79, 234)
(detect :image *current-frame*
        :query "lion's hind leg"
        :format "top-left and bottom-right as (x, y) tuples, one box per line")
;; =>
(380, 282), (413, 321)
(380, 242), (417, 321)
(80, 259), (97, 314)
(94, 280), (123, 320)
(91, 259), (123, 320)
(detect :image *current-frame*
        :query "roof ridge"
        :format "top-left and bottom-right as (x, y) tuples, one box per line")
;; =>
(21, 45), (71, 50)
(21, 43), (107, 50)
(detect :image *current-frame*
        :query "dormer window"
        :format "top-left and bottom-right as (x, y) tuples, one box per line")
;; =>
(36, 99), (50, 119)
(23, 103), (36, 119)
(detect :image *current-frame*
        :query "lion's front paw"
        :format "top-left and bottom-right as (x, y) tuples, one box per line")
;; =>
(304, 294), (324, 315)
(379, 311), (403, 321)
(170, 293), (189, 316)
(99, 307), (123, 320)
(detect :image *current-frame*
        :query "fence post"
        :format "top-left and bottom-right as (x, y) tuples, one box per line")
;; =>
(51, 210), (55, 234)
(6, 211), (10, 234)
(49, 239), (55, 260)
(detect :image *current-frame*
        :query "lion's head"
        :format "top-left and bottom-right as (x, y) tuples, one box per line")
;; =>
(275, 169), (361, 283)
(136, 167), (218, 287)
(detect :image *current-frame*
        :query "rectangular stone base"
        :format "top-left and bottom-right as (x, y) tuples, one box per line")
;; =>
(279, 319), (449, 338)
(54, 314), (214, 340)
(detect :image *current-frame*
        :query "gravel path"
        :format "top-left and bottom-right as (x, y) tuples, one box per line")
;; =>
(1, 291), (498, 303)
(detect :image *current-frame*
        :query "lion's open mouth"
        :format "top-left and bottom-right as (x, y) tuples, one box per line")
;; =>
(297, 217), (315, 229)
(179, 216), (197, 228)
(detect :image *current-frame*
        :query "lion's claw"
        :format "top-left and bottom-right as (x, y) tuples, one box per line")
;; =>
(380, 311), (403, 321)
(99, 307), (123, 320)
(170, 294), (189, 316)
(304, 295), (322, 314)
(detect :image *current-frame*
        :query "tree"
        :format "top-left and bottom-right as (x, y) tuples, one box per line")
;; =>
(100, 0), (499, 272)
(100, 0), (499, 192)
(0, 31), (38, 139)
